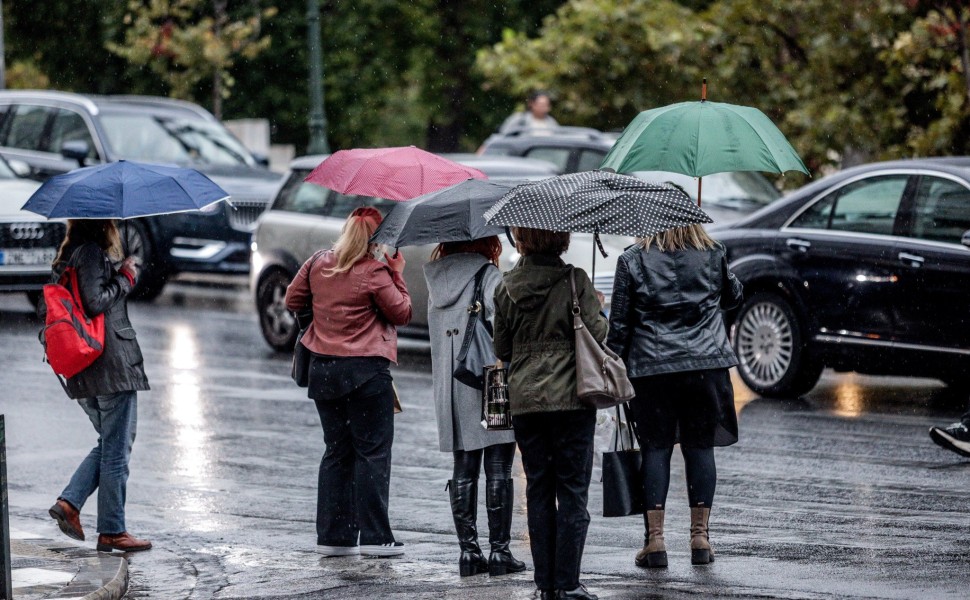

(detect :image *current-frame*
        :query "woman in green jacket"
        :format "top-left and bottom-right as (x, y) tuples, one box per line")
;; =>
(493, 227), (607, 600)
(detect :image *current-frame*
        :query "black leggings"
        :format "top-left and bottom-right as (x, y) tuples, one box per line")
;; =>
(453, 442), (517, 481)
(642, 446), (716, 509)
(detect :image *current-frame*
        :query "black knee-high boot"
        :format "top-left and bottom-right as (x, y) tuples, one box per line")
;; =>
(485, 478), (526, 576)
(448, 479), (489, 576)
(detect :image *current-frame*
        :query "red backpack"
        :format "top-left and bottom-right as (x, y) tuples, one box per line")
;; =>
(42, 257), (105, 378)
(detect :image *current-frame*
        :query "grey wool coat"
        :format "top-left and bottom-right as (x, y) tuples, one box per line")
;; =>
(424, 253), (515, 452)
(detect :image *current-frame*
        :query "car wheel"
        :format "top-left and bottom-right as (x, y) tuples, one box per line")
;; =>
(733, 292), (823, 398)
(258, 269), (298, 352)
(121, 220), (167, 301)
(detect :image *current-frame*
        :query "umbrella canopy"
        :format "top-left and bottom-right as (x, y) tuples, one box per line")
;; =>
(305, 146), (487, 201)
(370, 179), (521, 248)
(21, 160), (229, 219)
(483, 170), (711, 238)
(600, 100), (809, 178)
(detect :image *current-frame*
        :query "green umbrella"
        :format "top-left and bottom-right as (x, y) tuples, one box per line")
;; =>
(601, 88), (808, 205)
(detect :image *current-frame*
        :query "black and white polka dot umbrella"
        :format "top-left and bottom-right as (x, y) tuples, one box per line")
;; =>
(483, 170), (712, 237)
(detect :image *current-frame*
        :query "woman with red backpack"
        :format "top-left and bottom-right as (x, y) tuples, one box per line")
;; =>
(46, 219), (152, 553)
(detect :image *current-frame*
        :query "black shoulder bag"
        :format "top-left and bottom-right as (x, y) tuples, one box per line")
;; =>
(291, 251), (324, 387)
(453, 263), (497, 390)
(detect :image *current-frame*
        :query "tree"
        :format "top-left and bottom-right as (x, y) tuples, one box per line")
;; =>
(106, 0), (276, 118)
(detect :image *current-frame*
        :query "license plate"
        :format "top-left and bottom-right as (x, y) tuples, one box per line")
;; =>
(0, 247), (57, 266)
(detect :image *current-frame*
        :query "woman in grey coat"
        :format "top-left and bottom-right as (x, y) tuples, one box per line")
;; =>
(423, 236), (525, 577)
(45, 219), (152, 554)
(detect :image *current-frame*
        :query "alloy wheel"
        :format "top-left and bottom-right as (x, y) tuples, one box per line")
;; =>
(736, 300), (794, 389)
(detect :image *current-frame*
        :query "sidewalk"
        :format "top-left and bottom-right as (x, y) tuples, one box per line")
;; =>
(7, 526), (127, 600)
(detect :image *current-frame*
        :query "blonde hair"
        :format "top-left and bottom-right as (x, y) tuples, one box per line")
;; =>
(638, 223), (717, 252)
(326, 206), (384, 276)
(55, 219), (123, 264)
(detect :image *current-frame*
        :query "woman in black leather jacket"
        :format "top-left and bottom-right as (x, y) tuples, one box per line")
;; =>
(46, 219), (152, 553)
(606, 223), (742, 570)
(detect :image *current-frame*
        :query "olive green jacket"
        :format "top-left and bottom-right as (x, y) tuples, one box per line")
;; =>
(493, 254), (608, 416)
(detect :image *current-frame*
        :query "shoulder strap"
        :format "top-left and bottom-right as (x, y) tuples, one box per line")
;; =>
(471, 262), (492, 304)
(304, 250), (326, 296)
(569, 266), (580, 312)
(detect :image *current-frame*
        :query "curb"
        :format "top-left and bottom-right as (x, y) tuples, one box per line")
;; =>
(9, 535), (128, 600)
(80, 553), (128, 600)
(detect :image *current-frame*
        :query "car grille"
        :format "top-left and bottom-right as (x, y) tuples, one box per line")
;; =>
(226, 198), (269, 232)
(593, 273), (615, 299)
(0, 221), (66, 249)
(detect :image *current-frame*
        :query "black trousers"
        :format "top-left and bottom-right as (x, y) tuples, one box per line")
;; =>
(453, 442), (517, 481)
(513, 409), (596, 591)
(313, 372), (395, 546)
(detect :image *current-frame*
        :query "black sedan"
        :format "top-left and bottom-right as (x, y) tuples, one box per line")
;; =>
(716, 158), (970, 397)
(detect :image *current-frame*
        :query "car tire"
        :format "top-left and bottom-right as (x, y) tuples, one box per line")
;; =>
(258, 268), (298, 352)
(732, 292), (823, 398)
(121, 220), (167, 301)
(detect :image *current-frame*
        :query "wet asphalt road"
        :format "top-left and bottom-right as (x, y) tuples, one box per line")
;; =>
(1, 280), (969, 599)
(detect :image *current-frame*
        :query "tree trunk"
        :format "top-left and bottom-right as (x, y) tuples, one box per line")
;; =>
(212, 0), (228, 119)
(957, 7), (970, 105)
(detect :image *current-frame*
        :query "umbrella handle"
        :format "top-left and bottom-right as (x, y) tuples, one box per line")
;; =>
(701, 78), (707, 102)
(505, 227), (515, 246)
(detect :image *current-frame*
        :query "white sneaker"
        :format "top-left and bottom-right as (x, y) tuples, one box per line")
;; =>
(360, 541), (405, 557)
(316, 545), (359, 557)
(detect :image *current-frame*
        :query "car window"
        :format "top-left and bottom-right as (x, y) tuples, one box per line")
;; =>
(576, 150), (606, 173)
(327, 193), (396, 219)
(908, 176), (970, 245)
(828, 175), (908, 235)
(273, 171), (329, 216)
(524, 147), (570, 172)
(4, 104), (49, 151)
(790, 194), (836, 229)
(48, 109), (97, 158)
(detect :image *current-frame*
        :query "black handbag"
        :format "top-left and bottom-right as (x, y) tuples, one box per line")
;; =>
(602, 403), (644, 517)
(291, 252), (323, 388)
(453, 264), (497, 390)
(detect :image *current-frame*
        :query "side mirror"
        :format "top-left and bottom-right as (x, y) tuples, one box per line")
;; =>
(61, 140), (90, 166)
(7, 158), (31, 178)
(252, 152), (270, 169)
(962, 229), (970, 249)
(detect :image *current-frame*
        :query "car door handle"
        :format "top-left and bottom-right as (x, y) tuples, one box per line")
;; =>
(786, 238), (811, 252)
(898, 251), (925, 267)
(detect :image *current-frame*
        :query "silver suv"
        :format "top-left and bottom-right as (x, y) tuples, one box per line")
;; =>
(0, 155), (50, 306)
(0, 90), (282, 299)
(251, 154), (631, 351)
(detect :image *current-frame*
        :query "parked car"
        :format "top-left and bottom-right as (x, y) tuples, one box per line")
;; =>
(480, 126), (781, 225)
(0, 155), (54, 306)
(251, 154), (631, 351)
(0, 90), (282, 299)
(716, 157), (970, 397)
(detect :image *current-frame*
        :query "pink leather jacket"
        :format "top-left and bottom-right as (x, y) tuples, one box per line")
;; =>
(284, 250), (412, 363)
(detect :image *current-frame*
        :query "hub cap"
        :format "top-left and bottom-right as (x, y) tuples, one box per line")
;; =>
(264, 282), (295, 337)
(736, 301), (794, 388)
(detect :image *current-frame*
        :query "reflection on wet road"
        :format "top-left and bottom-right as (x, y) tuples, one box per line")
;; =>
(1, 281), (968, 599)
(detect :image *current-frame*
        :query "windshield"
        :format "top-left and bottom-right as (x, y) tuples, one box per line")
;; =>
(632, 171), (781, 205)
(99, 111), (255, 167)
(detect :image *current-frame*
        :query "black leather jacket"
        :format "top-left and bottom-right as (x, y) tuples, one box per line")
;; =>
(606, 243), (742, 378)
(48, 242), (150, 399)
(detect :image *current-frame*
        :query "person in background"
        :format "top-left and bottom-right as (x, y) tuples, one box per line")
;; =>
(493, 227), (607, 600)
(47, 219), (152, 553)
(499, 90), (559, 134)
(285, 206), (411, 558)
(929, 404), (970, 458)
(607, 223), (743, 569)
(423, 236), (526, 577)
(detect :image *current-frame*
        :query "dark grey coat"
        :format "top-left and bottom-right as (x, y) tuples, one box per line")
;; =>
(424, 253), (514, 452)
(606, 243), (742, 378)
(49, 242), (150, 399)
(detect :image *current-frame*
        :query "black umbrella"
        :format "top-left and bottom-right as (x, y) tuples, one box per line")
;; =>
(370, 179), (523, 247)
(483, 170), (712, 238)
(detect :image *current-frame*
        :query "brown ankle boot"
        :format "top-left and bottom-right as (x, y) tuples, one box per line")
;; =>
(97, 532), (152, 553)
(634, 509), (667, 568)
(49, 499), (84, 541)
(690, 506), (714, 565)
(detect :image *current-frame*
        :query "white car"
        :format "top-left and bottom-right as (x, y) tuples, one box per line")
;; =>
(0, 156), (53, 307)
(251, 154), (631, 351)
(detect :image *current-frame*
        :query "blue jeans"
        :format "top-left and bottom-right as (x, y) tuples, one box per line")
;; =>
(59, 391), (137, 535)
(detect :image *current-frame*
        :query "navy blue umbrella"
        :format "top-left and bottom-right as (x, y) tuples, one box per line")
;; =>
(20, 160), (230, 219)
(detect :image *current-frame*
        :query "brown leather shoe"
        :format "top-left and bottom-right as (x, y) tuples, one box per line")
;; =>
(49, 499), (84, 541)
(97, 532), (152, 553)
